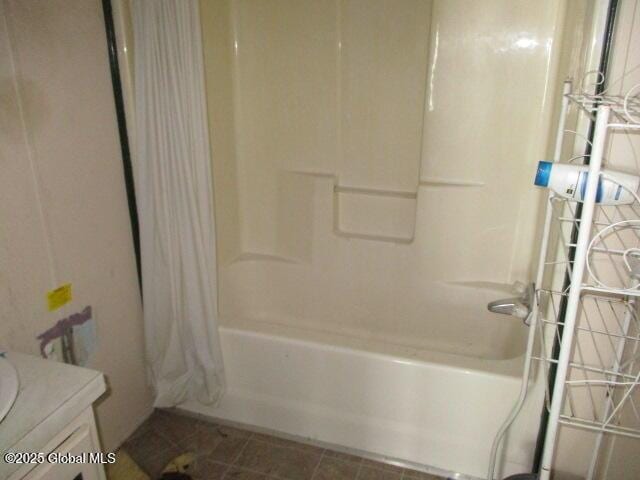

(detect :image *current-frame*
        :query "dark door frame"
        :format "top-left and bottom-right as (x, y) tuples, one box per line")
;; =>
(101, 0), (142, 292)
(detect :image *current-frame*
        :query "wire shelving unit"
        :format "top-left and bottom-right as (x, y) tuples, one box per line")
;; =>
(534, 82), (640, 479)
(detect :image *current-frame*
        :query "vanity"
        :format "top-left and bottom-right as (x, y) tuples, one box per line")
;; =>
(0, 353), (107, 480)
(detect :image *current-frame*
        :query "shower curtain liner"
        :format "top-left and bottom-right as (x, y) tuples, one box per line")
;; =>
(132, 0), (224, 407)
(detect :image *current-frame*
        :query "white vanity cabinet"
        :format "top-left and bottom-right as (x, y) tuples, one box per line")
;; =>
(0, 353), (107, 480)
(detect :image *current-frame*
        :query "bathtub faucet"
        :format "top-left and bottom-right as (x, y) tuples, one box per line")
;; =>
(487, 282), (534, 325)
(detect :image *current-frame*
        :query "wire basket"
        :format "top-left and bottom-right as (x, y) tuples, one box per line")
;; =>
(534, 288), (640, 438)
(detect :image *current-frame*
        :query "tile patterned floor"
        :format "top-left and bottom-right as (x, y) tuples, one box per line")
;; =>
(121, 410), (446, 480)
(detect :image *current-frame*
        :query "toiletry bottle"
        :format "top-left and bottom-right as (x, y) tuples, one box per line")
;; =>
(534, 161), (640, 205)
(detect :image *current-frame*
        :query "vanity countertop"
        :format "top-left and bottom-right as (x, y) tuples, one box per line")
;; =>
(0, 352), (105, 478)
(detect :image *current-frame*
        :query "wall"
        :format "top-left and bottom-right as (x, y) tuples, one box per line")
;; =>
(0, 0), (153, 450)
(199, 0), (241, 267)
(200, 0), (578, 361)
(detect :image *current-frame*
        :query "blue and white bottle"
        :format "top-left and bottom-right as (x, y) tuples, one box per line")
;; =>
(534, 161), (640, 205)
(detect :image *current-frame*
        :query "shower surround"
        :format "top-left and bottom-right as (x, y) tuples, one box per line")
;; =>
(180, 0), (595, 477)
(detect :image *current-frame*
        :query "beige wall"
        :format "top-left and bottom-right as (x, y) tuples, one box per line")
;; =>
(200, 0), (576, 360)
(0, 0), (152, 449)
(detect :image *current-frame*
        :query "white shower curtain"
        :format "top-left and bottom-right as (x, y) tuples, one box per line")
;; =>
(131, 0), (224, 407)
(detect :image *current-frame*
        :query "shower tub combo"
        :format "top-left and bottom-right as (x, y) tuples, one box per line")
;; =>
(169, 0), (599, 477)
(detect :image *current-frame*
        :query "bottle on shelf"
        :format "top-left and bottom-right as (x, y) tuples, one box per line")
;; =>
(534, 161), (640, 205)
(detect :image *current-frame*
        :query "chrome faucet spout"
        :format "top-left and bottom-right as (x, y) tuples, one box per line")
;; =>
(487, 283), (534, 324)
(488, 298), (523, 315)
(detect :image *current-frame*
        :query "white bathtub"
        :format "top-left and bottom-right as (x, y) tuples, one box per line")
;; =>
(182, 320), (544, 479)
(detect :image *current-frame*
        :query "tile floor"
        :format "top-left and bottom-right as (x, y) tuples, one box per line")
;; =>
(122, 410), (446, 480)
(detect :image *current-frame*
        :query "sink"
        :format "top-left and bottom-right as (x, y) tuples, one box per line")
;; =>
(0, 356), (19, 422)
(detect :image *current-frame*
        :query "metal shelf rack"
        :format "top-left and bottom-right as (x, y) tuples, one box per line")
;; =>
(534, 83), (640, 479)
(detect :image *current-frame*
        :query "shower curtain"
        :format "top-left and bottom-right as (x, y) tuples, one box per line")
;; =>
(131, 0), (224, 407)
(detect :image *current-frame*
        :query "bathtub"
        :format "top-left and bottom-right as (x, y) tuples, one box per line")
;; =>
(182, 320), (545, 479)
(185, 1), (568, 474)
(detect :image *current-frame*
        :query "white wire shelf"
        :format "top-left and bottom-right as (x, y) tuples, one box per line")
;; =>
(567, 91), (640, 129)
(545, 196), (640, 297)
(532, 77), (640, 479)
(534, 289), (640, 439)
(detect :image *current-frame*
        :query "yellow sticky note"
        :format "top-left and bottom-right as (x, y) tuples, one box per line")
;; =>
(47, 284), (72, 311)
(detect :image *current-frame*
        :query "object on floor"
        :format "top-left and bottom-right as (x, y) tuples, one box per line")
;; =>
(160, 452), (196, 477)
